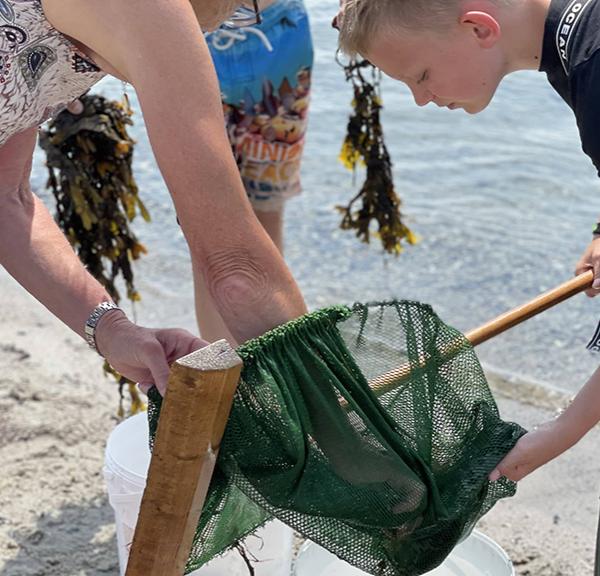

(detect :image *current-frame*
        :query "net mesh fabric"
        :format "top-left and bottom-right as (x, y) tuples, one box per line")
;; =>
(147, 301), (525, 576)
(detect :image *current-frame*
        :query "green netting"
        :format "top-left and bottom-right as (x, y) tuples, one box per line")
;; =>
(147, 300), (526, 576)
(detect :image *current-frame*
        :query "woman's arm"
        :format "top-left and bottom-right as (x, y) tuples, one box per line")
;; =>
(43, 0), (308, 343)
(0, 130), (206, 393)
(0, 129), (112, 336)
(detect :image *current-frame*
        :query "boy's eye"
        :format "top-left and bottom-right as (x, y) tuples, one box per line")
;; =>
(417, 71), (428, 84)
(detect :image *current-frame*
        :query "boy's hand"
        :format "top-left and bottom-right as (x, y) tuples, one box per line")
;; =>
(575, 237), (600, 297)
(489, 420), (571, 482)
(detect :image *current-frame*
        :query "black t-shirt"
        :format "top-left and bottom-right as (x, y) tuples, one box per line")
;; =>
(540, 0), (600, 175)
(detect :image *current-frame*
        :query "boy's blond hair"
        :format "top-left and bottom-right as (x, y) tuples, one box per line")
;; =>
(338, 0), (513, 56)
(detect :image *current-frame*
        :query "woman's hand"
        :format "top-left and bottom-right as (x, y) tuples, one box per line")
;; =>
(95, 310), (208, 395)
(489, 419), (572, 482)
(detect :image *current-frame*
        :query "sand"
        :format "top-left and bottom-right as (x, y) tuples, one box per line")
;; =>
(0, 268), (599, 576)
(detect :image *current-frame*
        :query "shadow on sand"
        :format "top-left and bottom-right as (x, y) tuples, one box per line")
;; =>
(1, 497), (118, 576)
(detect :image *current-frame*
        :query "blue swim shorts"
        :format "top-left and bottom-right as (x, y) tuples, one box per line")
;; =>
(207, 0), (313, 212)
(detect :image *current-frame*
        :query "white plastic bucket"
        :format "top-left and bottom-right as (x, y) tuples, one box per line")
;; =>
(104, 412), (294, 576)
(294, 531), (515, 576)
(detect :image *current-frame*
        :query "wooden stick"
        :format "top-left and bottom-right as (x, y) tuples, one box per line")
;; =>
(368, 270), (594, 396)
(465, 270), (594, 346)
(125, 340), (243, 576)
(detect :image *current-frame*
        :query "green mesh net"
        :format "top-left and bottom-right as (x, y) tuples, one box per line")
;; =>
(147, 301), (525, 576)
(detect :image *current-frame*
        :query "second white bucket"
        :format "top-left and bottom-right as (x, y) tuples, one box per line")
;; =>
(295, 531), (515, 576)
(104, 412), (294, 576)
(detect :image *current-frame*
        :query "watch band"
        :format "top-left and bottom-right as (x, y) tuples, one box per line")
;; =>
(84, 301), (121, 356)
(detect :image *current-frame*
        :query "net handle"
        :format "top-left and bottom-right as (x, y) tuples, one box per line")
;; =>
(369, 270), (594, 395)
(465, 269), (594, 346)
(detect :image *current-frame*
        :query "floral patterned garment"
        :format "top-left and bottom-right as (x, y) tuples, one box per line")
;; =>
(0, 0), (105, 147)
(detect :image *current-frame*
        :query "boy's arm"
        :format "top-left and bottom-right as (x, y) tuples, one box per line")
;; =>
(570, 53), (600, 294)
(490, 365), (600, 482)
(44, 0), (307, 343)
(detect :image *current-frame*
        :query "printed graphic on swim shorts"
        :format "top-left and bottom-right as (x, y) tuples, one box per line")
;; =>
(207, 0), (314, 210)
(224, 66), (311, 208)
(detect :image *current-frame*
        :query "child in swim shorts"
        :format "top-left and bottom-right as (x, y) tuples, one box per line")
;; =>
(207, 0), (313, 214)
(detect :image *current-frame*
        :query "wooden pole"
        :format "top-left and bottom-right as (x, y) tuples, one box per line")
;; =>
(465, 270), (594, 346)
(368, 271), (594, 396)
(125, 339), (243, 576)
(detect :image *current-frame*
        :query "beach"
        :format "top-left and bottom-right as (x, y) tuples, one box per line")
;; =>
(0, 268), (598, 576)
(3, 0), (600, 572)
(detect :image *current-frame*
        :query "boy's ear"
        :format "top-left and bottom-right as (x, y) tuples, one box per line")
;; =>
(460, 11), (501, 48)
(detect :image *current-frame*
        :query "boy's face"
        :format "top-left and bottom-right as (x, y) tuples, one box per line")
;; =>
(365, 24), (506, 114)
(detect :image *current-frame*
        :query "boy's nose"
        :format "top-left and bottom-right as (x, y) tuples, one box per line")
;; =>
(410, 86), (433, 107)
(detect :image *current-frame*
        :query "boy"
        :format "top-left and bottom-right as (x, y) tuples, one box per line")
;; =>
(335, 0), (600, 481)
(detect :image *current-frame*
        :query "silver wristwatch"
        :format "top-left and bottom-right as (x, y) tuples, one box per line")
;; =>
(84, 301), (121, 356)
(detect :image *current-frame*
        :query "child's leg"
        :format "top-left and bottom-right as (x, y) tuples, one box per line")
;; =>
(255, 209), (284, 254)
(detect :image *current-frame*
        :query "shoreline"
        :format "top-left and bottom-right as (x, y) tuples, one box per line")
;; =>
(0, 269), (598, 575)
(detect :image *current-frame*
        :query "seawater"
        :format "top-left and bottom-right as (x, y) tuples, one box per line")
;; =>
(30, 0), (600, 393)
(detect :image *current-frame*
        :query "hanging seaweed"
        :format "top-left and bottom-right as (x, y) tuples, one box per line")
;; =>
(337, 56), (418, 255)
(39, 93), (148, 416)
